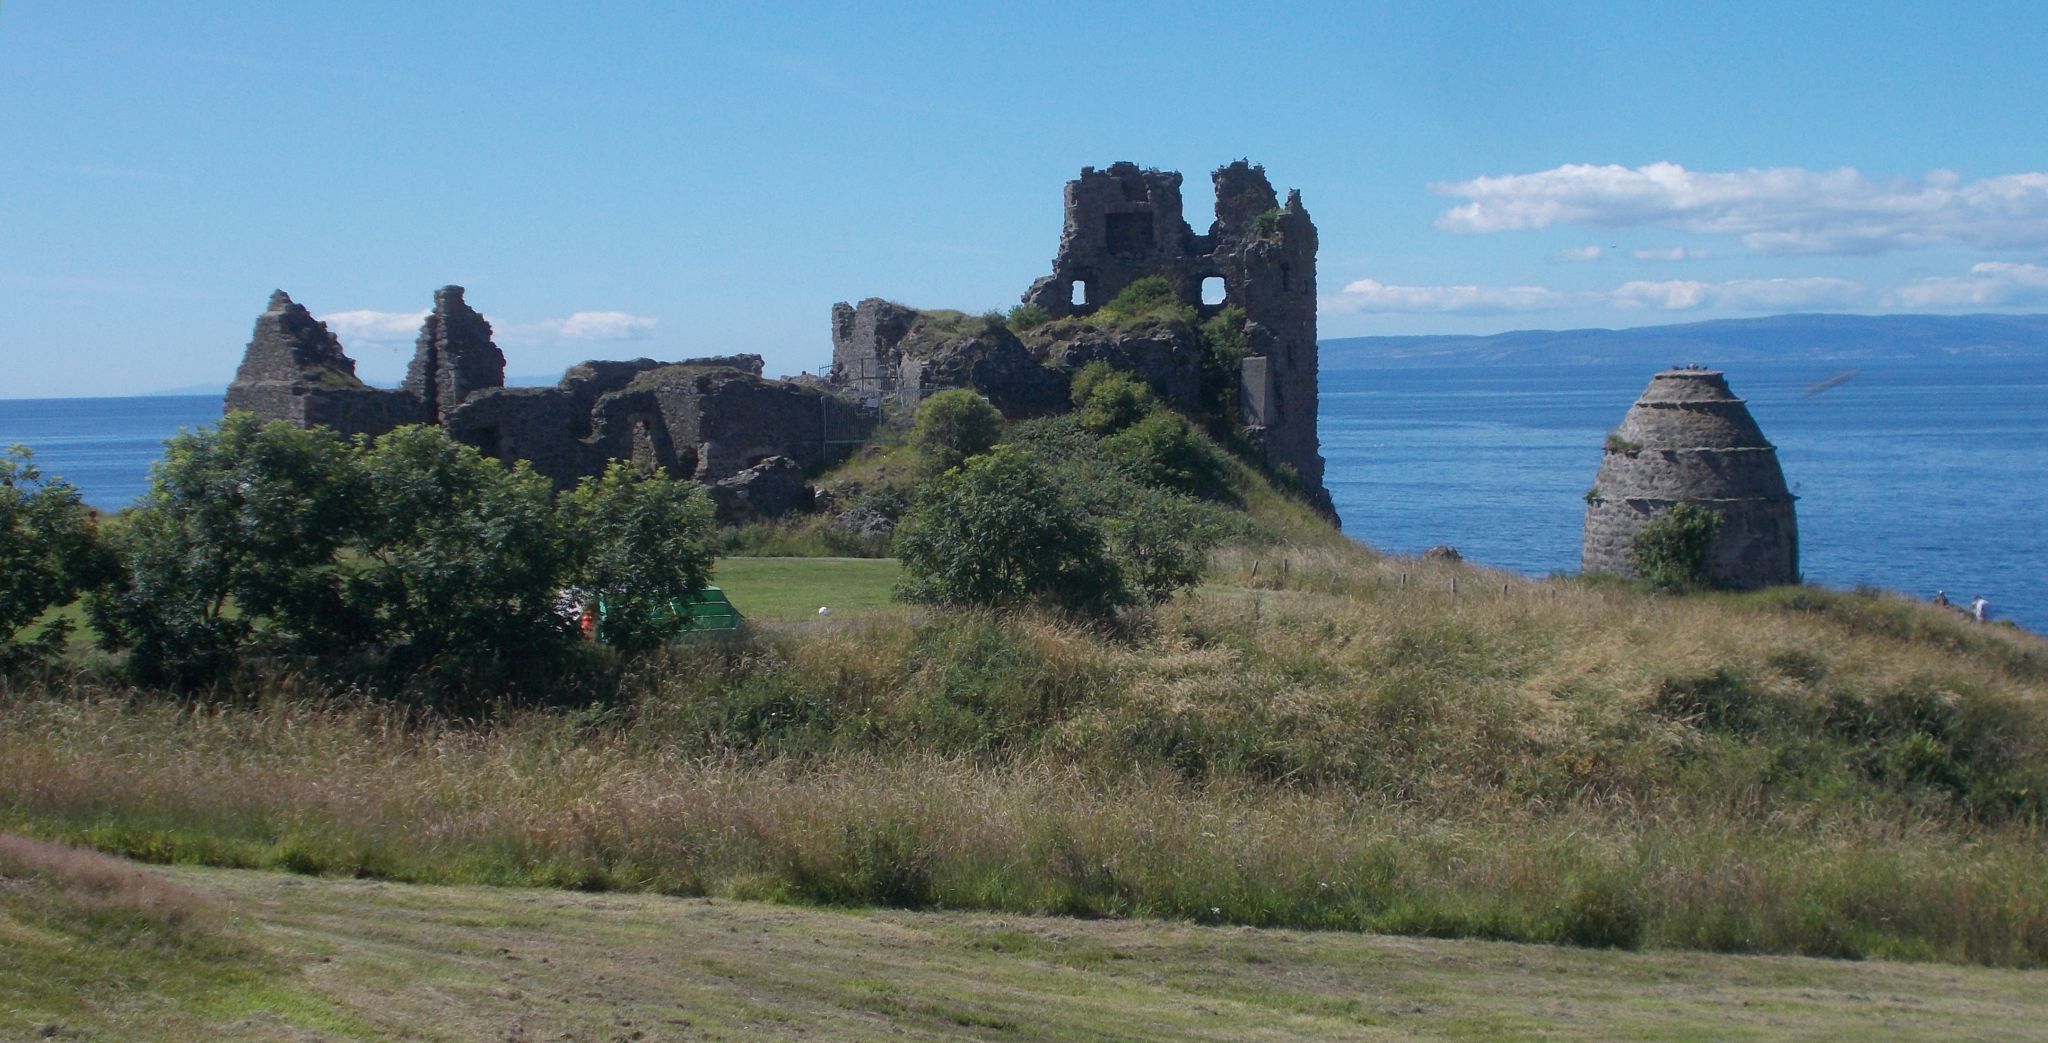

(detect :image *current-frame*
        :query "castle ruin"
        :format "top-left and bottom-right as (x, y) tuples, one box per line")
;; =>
(227, 160), (1334, 523)
(225, 287), (872, 523)
(831, 160), (1333, 517)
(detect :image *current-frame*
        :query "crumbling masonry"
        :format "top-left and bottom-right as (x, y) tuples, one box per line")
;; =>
(225, 287), (872, 523)
(831, 160), (1333, 517)
(228, 161), (1333, 523)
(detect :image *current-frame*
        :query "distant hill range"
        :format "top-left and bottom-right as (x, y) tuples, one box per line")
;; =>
(1321, 313), (2048, 369)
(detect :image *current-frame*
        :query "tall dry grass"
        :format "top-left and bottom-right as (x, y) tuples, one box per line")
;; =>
(5, 541), (2046, 964)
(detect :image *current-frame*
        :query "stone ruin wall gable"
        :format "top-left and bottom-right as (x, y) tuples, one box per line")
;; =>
(404, 286), (506, 424)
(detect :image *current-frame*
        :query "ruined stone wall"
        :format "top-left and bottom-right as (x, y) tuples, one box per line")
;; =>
(404, 286), (505, 423)
(227, 291), (867, 524)
(1582, 370), (1799, 589)
(1018, 161), (1330, 515)
(224, 290), (425, 440)
(829, 302), (1065, 418)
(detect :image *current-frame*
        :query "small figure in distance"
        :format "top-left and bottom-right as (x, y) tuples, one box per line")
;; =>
(1971, 595), (1992, 623)
(1932, 590), (1950, 608)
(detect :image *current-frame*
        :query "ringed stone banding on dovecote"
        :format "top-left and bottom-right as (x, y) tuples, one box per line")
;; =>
(1581, 368), (1798, 589)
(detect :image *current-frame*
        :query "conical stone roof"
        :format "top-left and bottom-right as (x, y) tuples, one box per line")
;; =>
(1581, 369), (1798, 589)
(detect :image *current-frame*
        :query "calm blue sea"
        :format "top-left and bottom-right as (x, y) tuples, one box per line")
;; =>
(1322, 358), (2046, 632)
(2, 358), (2043, 631)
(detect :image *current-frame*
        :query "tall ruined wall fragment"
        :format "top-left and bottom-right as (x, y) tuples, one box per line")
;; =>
(1582, 369), (1799, 589)
(224, 290), (426, 438)
(404, 285), (505, 423)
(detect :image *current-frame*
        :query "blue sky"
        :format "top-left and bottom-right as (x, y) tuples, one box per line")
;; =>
(5, 2), (2047, 396)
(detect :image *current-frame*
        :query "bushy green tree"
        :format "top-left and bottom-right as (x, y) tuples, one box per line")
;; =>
(911, 389), (1003, 473)
(1098, 485), (1229, 605)
(895, 446), (1127, 615)
(560, 462), (718, 651)
(347, 425), (570, 667)
(1631, 501), (1725, 591)
(0, 447), (102, 668)
(89, 414), (365, 685)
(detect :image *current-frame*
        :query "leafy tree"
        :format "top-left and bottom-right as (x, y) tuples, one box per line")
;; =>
(895, 446), (1127, 615)
(89, 414), (364, 685)
(1631, 501), (1725, 591)
(0, 447), (102, 668)
(347, 425), (570, 667)
(560, 462), (718, 651)
(912, 389), (1003, 473)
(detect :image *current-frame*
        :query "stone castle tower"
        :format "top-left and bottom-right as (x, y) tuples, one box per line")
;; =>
(1019, 161), (1328, 510)
(1581, 369), (1798, 589)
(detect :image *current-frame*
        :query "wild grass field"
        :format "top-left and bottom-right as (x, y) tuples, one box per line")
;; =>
(6, 838), (2045, 1042)
(6, 539), (2046, 972)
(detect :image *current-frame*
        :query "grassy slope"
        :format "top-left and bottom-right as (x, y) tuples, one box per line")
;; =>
(7, 858), (2044, 1042)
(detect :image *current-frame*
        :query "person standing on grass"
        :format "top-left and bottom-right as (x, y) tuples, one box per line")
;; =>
(1972, 595), (1992, 623)
(1933, 590), (1950, 608)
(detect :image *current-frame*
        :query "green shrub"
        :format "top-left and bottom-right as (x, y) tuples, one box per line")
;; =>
(1100, 410), (1229, 500)
(1631, 502), (1723, 590)
(0, 446), (102, 669)
(1005, 302), (1052, 331)
(894, 446), (1127, 615)
(560, 462), (718, 652)
(912, 389), (1003, 473)
(1090, 275), (1195, 327)
(1197, 306), (1248, 417)
(1075, 370), (1157, 435)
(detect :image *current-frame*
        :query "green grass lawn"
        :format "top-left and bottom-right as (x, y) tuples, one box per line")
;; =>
(711, 555), (904, 621)
(7, 859), (2044, 1042)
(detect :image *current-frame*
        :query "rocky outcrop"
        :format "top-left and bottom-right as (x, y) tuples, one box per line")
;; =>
(708, 456), (811, 526)
(1581, 369), (1799, 589)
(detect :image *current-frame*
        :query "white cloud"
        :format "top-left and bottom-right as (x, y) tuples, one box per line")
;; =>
(1553, 245), (1604, 263)
(1432, 162), (2048, 255)
(321, 308), (659, 346)
(319, 308), (427, 344)
(1331, 278), (1575, 315)
(1610, 277), (1865, 311)
(554, 311), (658, 340)
(1884, 262), (2048, 309)
(1631, 246), (1707, 262)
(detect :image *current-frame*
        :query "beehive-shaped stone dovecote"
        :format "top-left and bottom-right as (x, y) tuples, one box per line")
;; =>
(1581, 369), (1798, 589)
